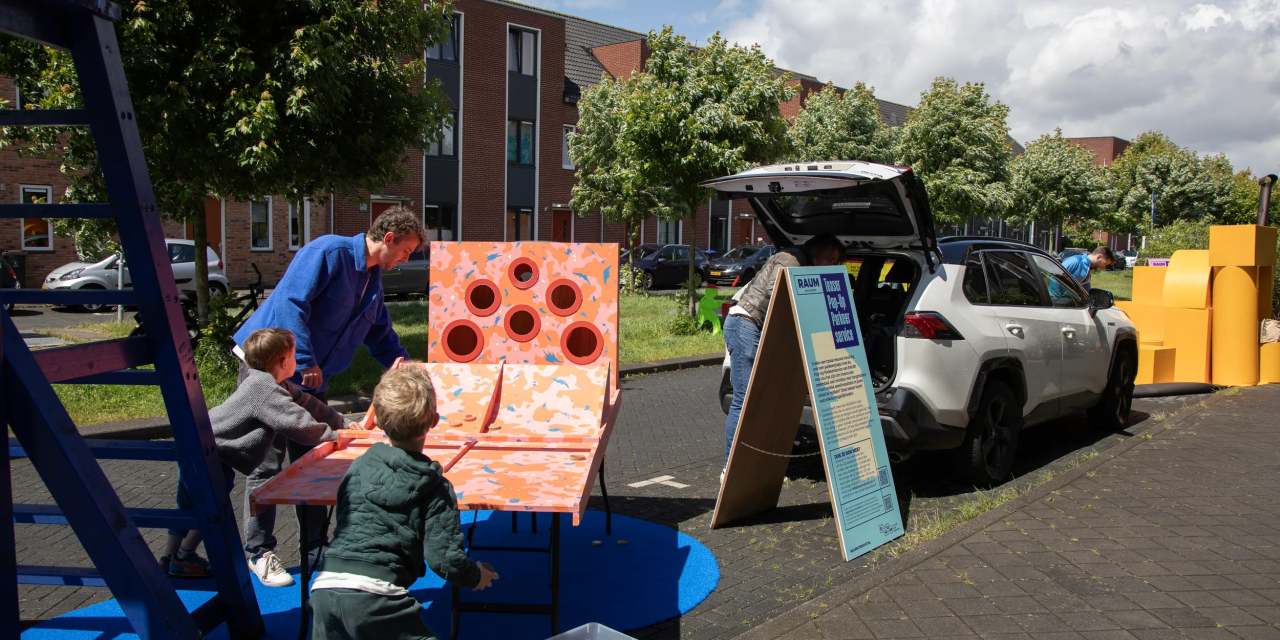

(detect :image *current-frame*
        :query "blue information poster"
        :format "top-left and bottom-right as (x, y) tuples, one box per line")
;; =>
(788, 267), (904, 561)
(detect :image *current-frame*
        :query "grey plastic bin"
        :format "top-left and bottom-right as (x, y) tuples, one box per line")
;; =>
(546, 623), (634, 640)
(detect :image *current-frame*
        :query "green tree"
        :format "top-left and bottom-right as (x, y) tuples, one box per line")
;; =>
(1221, 167), (1280, 226)
(895, 77), (1013, 226)
(1008, 129), (1111, 229)
(0, 0), (454, 323)
(1105, 131), (1229, 231)
(787, 82), (894, 164)
(570, 27), (795, 311)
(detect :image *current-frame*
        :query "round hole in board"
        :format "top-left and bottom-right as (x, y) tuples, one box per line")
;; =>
(547, 279), (583, 317)
(442, 320), (483, 362)
(465, 280), (500, 316)
(508, 258), (539, 289)
(504, 305), (541, 342)
(561, 321), (604, 364)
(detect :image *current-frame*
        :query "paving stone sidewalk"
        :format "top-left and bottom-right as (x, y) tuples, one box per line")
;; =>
(745, 384), (1280, 640)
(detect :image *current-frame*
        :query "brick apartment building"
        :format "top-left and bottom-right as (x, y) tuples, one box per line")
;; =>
(0, 0), (914, 289)
(1070, 136), (1140, 252)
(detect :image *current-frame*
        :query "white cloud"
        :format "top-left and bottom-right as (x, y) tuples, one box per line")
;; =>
(722, 0), (1280, 173)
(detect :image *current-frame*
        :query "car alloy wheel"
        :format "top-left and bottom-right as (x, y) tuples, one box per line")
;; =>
(979, 395), (1015, 480)
(642, 271), (654, 291)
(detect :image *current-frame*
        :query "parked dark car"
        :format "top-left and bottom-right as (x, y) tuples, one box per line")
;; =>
(706, 244), (775, 286)
(380, 248), (430, 295)
(626, 244), (710, 290)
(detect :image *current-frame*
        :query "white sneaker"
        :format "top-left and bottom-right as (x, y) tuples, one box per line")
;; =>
(248, 552), (295, 587)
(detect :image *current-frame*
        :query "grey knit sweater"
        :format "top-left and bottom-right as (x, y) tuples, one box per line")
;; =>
(211, 369), (350, 475)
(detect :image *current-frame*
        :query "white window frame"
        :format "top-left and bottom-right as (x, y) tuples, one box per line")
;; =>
(19, 184), (53, 252)
(562, 125), (576, 170)
(250, 196), (273, 252)
(288, 200), (310, 251)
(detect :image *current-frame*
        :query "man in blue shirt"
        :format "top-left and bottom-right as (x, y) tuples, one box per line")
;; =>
(231, 205), (423, 586)
(1061, 246), (1115, 292)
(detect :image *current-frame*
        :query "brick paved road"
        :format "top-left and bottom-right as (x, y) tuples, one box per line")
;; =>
(748, 385), (1280, 640)
(13, 365), (1208, 638)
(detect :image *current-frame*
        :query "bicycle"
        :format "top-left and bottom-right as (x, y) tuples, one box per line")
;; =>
(130, 263), (262, 349)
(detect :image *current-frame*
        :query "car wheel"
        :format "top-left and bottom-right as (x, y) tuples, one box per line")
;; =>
(1088, 351), (1136, 431)
(77, 283), (109, 313)
(953, 379), (1021, 486)
(209, 282), (228, 298)
(741, 268), (756, 285)
(641, 271), (655, 291)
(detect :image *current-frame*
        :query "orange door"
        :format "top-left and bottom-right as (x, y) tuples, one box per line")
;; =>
(185, 197), (224, 260)
(552, 210), (572, 242)
(735, 216), (752, 247)
(371, 201), (397, 227)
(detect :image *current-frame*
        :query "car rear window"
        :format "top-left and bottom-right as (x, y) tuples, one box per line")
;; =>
(750, 181), (915, 238)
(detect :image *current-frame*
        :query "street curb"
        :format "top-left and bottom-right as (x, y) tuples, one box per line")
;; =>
(620, 353), (721, 377)
(736, 390), (1235, 640)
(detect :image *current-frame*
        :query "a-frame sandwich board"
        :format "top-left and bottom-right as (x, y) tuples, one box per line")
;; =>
(711, 266), (904, 561)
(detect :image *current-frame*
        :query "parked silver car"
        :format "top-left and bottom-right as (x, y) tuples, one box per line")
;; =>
(43, 240), (230, 312)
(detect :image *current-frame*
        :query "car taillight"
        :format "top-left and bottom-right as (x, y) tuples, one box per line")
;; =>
(218, 260), (223, 270)
(902, 312), (965, 340)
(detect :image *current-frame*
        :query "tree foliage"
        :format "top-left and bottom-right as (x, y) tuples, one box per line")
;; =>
(1008, 129), (1110, 229)
(1220, 167), (1280, 226)
(0, 0), (454, 319)
(1105, 131), (1230, 231)
(895, 77), (1013, 226)
(570, 27), (795, 309)
(786, 82), (894, 164)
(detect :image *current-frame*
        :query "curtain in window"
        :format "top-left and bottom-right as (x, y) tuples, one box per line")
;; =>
(520, 32), (535, 75)
(508, 31), (519, 72)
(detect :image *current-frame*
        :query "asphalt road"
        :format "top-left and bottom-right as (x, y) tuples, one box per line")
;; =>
(8, 305), (125, 332)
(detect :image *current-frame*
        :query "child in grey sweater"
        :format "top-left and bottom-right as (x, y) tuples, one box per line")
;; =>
(161, 327), (357, 578)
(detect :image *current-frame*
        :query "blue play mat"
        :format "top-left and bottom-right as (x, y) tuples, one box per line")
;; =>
(22, 510), (718, 640)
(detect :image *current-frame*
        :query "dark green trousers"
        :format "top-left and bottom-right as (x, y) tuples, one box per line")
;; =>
(310, 588), (439, 640)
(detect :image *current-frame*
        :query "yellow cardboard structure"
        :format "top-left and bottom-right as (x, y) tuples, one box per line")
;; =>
(1137, 345), (1176, 385)
(1165, 307), (1212, 383)
(1212, 266), (1261, 386)
(1262, 343), (1280, 384)
(1132, 266), (1166, 303)
(1116, 301), (1164, 345)
(1162, 250), (1213, 310)
(1210, 225), (1278, 268)
(1261, 266), (1274, 323)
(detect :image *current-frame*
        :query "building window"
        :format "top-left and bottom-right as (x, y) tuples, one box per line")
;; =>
(424, 205), (456, 242)
(656, 220), (681, 245)
(507, 29), (535, 76)
(424, 15), (459, 62)
(507, 120), (534, 165)
(426, 112), (456, 158)
(20, 185), (52, 251)
(562, 125), (576, 170)
(507, 207), (532, 241)
(289, 201), (308, 250)
(250, 198), (272, 250)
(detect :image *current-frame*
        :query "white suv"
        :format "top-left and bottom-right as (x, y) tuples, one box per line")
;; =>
(43, 239), (230, 312)
(706, 161), (1139, 485)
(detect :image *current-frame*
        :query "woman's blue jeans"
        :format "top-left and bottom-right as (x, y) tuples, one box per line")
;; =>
(723, 314), (762, 463)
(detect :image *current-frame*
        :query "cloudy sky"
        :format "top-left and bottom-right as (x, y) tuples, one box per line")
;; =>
(522, 0), (1280, 174)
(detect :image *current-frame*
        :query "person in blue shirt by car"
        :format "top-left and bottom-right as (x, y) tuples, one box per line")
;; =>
(231, 205), (424, 587)
(1061, 246), (1115, 292)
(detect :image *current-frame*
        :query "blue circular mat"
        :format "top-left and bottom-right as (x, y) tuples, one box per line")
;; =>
(22, 510), (718, 640)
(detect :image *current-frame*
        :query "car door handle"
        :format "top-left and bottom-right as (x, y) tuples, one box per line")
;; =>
(1004, 323), (1024, 337)
(1062, 326), (1077, 339)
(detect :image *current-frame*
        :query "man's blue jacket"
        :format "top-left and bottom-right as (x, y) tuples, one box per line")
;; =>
(234, 234), (408, 392)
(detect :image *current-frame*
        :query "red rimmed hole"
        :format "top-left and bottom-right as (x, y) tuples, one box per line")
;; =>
(508, 258), (539, 289)
(561, 321), (604, 365)
(503, 304), (541, 342)
(465, 279), (500, 316)
(547, 278), (583, 317)
(442, 320), (483, 362)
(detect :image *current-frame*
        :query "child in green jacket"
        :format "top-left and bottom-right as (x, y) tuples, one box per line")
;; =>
(311, 366), (498, 640)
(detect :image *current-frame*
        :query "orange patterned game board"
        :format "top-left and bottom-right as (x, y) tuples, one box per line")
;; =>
(250, 361), (619, 526)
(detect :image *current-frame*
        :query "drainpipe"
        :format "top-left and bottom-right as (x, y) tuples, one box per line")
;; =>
(1259, 175), (1277, 226)
(330, 191), (335, 235)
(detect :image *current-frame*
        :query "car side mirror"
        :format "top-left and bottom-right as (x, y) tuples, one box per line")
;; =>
(657, 257), (668, 262)
(1089, 288), (1114, 314)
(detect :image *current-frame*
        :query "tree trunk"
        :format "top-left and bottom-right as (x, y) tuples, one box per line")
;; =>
(627, 220), (639, 295)
(687, 203), (698, 316)
(193, 209), (210, 328)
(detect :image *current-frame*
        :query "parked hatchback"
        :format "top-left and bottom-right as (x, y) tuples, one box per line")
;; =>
(43, 240), (230, 312)
(704, 161), (1138, 485)
(626, 244), (710, 290)
(706, 244), (775, 286)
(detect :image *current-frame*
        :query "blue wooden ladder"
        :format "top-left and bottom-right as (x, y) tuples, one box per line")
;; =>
(0, 1), (264, 638)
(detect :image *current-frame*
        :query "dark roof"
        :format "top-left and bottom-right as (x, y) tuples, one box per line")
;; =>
(877, 100), (910, 127)
(1009, 137), (1025, 157)
(564, 17), (645, 88)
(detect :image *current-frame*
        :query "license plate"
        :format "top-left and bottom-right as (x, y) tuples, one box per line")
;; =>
(710, 271), (721, 276)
